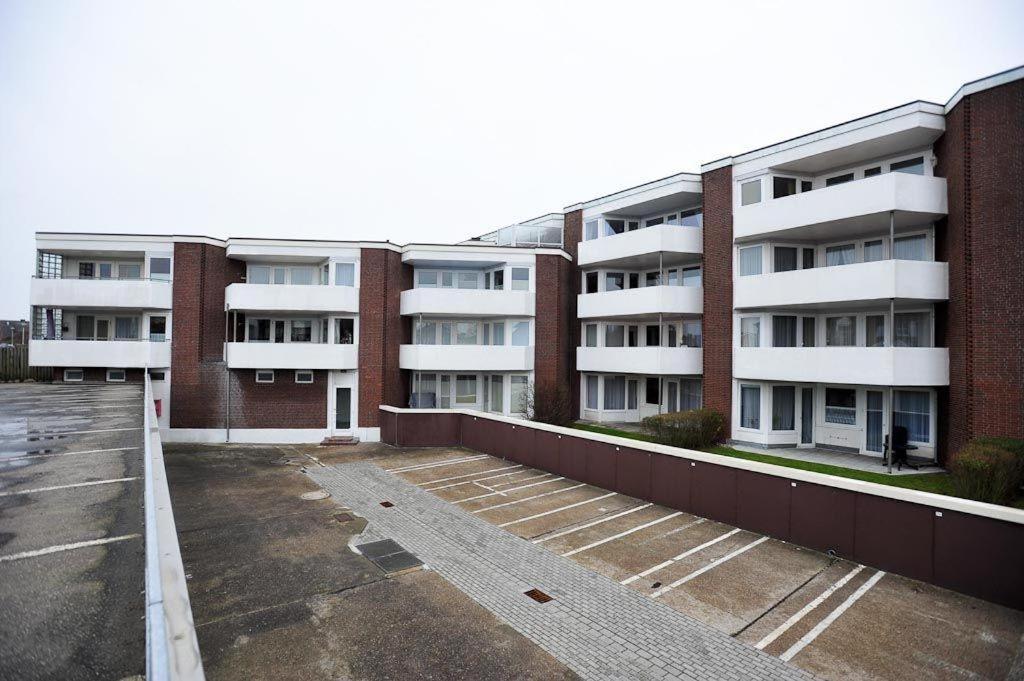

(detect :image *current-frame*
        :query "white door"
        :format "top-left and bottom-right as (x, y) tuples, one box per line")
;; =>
(329, 371), (356, 435)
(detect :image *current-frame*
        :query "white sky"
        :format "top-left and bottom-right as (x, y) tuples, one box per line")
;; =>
(1, 0), (1023, 319)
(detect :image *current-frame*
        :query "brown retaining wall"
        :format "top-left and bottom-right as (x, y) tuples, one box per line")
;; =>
(380, 407), (1024, 611)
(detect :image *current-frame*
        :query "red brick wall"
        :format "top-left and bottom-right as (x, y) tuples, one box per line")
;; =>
(701, 165), (734, 434)
(358, 247), (411, 427)
(936, 79), (1024, 456)
(534, 253), (573, 394)
(227, 369), (328, 428)
(51, 367), (144, 382)
(563, 209), (583, 415)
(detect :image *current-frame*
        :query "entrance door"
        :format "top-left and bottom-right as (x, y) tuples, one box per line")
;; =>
(866, 391), (884, 453)
(335, 388), (351, 430)
(800, 387), (813, 445)
(329, 371), (355, 435)
(667, 380), (679, 413)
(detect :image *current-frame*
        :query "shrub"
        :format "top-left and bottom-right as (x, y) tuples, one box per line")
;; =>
(524, 383), (573, 427)
(641, 408), (725, 450)
(950, 442), (1019, 504)
(969, 436), (1024, 493)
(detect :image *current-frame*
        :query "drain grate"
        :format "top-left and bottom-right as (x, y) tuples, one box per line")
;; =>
(356, 539), (423, 575)
(380, 501), (394, 508)
(524, 588), (553, 604)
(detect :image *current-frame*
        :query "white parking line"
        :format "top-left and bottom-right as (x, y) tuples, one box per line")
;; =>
(499, 492), (618, 528)
(489, 472), (552, 488)
(385, 454), (488, 473)
(561, 511), (683, 557)
(455, 476), (564, 504)
(0, 446), (141, 462)
(420, 465), (522, 488)
(756, 565), (865, 650)
(621, 523), (736, 585)
(0, 534), (142, 562)
(474, 483), (587, 513)
(533, 503), (652, 544)
(779, 570), (885, 662)
(423, 468), (532, 491)
(0, 477), (140, 497)
(0, 426), (143, 441)
(651, 536), (770, 598)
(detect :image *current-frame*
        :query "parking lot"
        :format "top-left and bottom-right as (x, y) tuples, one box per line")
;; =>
(330, 445), (1024, 680)
(0, 383), (146, 680)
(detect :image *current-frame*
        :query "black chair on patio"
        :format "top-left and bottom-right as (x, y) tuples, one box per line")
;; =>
(883, 425), (918, 471)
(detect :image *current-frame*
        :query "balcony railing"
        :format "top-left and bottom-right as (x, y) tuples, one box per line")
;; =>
(224, 341), (358, 369)
(400, 288), (534, 317)
(578, 224), (702, 268)
(399, 345), (533, 371)
(578, 285), (703, 319)
(225, 283), (359, 313)
(30, 276), (173, 309)
(29, 337), (171, 368)
(733, 346), (949, 386)
(576, 346), (703, 375)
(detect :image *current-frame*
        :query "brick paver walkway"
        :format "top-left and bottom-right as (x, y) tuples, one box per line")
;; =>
(308, 462), (810, 681)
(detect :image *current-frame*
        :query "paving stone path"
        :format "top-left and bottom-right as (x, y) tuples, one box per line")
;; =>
(307, 462), (810, 681)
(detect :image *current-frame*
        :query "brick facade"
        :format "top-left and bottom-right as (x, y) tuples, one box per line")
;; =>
(563, 209), (583, 415)
(51, 367), (145, 382)
(701, 165), (734, 435)
(226, 369), (328, 428)
(534, 253), (574, 396)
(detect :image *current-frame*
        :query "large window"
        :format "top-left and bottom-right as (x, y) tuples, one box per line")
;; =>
(774, 247), (797, 273)
(585, 272), (598, 294)
(863, 240), (884, 263)
(866, 315), (885, 347)
(802, 317), (816, 347)
(336, 318), (355, 344)
(773, 177), (797, 199)
(417, 271), (437, 288)
(511, 321), (530, 346)
(489, 376), (504, 413)
(894, 390), (930, 443)
(291, 320), (312, 342)
(740, 317), (760, 347)
(772, 386), (795, 431)
(290, 267), (314, 285)
(149, 316), (167, 342)
(681, 267), (702, 287)
(510, 376), (528, 413)
(645, 325), (660, 346)
(894, 312), (931, 347)
(335, 263), (355, 286)
(119, 263), (142, 280)
(491, 322), (505, 345)
(455, 375), (477, 404)
(825, 388), (856, 425)
(456, 322), (478, 345)
(585, 220), (599, 240)
(893, 234), (927, 261)
(890, 156), (924, 175)
(586, 375), (599, 409)
(511, 268), (529, 291)
(150, 257), (171, 281)
(458, 272), (479, 289)
(249, 318), (270, 342)
(739, 246), (762, 276)
(680, 379), (702, 411)
(825, 173), (854, 187)
(645, 378), (659, 404)
(825, 244), (855, 266)
(585, 324), (597, 347)
(605, 324), (624, 347)
(682, 319), (702, 348)
(740, 385), (760, 429)
(772, 316), (797, 347)
(415, 320), (437, 345)
(115, 317), (139, 340)
(741, 179), (761, 206)
(825, 316), (856, 346)
(605, 272), (624, 291)
(603, 376), (625, 410)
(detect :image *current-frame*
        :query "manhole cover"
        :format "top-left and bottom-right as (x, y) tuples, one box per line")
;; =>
(301, 490), (330, 500)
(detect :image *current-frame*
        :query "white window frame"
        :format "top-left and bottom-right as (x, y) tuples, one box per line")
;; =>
(295, 370), (314, 384)
(255, 370), (275, 384)
(106, 369), (126, 383)
(63, 368), (84, 382)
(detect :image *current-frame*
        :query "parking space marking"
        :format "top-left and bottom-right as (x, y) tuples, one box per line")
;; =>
(621, 523), (734, 585)
(0, 426), (143, 441)
(0, 534), (142, 562)
(386, 454), (488, 473)
(779, 570), (885, 662)
(651, 536), (770, 598)
(498, 492), (617, 528)
(560, 510), (683, 557)
(532, 503), (652, 544)
(454, 476), (564, 504)
(756, 565), (865, 650)
(473, 483), (587, 513)
(420, 464), (523, 488)
(0, 446), (141, 462)
(489, 472), (552, 488)
(0, 476), (140, 497)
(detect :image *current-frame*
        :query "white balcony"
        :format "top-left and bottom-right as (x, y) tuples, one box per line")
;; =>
(733, 347), (949, 386)
(225, 342), (359, 370)
(578, 225), (702, 269)
(734, 260), (948, 309)
(30, 277), (172, 310)
(29, 339), (171, 368)
(224, 284), (359, 313)
(734, 173), (948, 242)
(578, 286), (703, 319)
(576, 346), (703, 376)
(400, 288), (534, 317)
(399, 345), (533, 372)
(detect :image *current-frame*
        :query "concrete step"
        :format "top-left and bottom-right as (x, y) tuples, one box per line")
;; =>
(320, 436), (360, 446)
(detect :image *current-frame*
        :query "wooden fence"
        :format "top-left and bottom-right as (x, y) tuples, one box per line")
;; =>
(0, 346), (51, 382)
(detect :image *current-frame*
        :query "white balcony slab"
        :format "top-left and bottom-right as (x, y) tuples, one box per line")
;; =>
(734, 173), (947, 242)
(734, 260), (948, 309)
(30, 339), (171, 368)
(401, 288), (534, 317)
(578, 286), (702, 319)
(399, 345), (533, 372)
(225, 284), (359, 313)
(576, 347), (703, 376)
(577, 225), (702, 269)
(225, 342), (358, 369)
(30, 278), (172, 310)
(733, 347), (949, 386)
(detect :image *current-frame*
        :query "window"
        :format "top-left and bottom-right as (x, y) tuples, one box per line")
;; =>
(893, 234), (927, 261)
(105, 369), (126, 382)
(458, 272), (479, 289)
(492, 269), (504, 290)
(774, 247), (797, 273)
(605, 272), (624, 291)
(441, 272), (454, 288)
(895, 390), (930, 442)
(76, 315), (96, 340)
(667, 269), (678, 286)
(64, 369), (84, 382)
(740, 317), (760, 347)
(866, 315), (885, 347)
(645, 216), (664, 227)
(825, 173), (854, 187)
(825, 388), (856, 425)
(894, 312), (931, 347)
(628, 273), (639, 289)
(511, 268), (529, 291)
(335, 263), (355, 286)
(645, 377), (659, 404)
(249, 318), (270, 342)
(511, 321), (529, 347)
(863, 240), (884, 262)
(586, 375), (599, 409)
(864, 166), (882, 178)
(627, 220), (640, 231)
(273, 267), (286, 284)
(489, 375), (503, 413)
(645, 325), (660, 346)
(681, 267), (702, 287)
(492, 322), (505, 345)
(802, 317), (816, 347)
(585, 324), (597, 347)
(740, 179), (761, 205)
(150, 257), (171, 281)
(585, 220), (599, 240)
(645, 272), (660, 287)
(627, 380), (638, 409)
(667, 324), (677, 347)
(321, 264), (329, 285)
(336, 318), (355, 344)
(456, 322), (478, 345)
(290, 267), (314, 285)
(627, 325), (638, 347)
(417, 271), (437, 288)
(682, 319), (702, 348)
(802, 248), (815, 269)
(680, 379), (702, 411)
(605, 324), (624, 347)
(825, 316), (856, 346)
(150, 371), (166, 381)
(119, 263), (141, 280)
(99, 263), (113, 279)
(438, 375), (451, 408)
(603, 376), (625, 410)
(295, 370), (314, 384)
(825, 244), (855, 266)
(78, 262), (96, 279)
(890, 156), (924, 175)
(772, 316), (797, 347)
(773, 177), (797, 199)
(605, 219), (625, 235)
(772, 386), (795, 430)
(414, 320), (436, 345)
(455, 375), (477, 404)
(149, 316), (167, 342)
(801, 180), (813, 193)
(249, 266), (270, 284)
(256, 370), (275, 383)
(482, 324), (490, 345)
(739, 246), (762, 276)
(115, 317), (139, 340)
(510, 376), (528, 413)
(585, 272), (598, 293)
(679, 207), (702, 227)
(740, 385), (760, 429)
(291, 321), (312, 342)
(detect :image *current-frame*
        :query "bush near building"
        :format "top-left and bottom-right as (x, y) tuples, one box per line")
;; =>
(640, 408), (725, 450)
(950, 437), (1024, 504)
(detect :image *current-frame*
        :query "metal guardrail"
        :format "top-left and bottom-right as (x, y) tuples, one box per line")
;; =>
(143, 374), (205, 680)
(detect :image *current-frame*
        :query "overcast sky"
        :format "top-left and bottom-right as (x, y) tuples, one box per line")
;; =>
(1, 1), (1023, 319)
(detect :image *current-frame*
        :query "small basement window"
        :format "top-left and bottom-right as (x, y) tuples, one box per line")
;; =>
(256, 370), (275, 384)
(107, 369), (126, 382)
(64, 369), (84, 382)
(295, 370), (314, 384)
(150, 371), (166, 381)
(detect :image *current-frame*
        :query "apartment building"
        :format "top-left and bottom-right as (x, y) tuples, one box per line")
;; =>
(27, 66), (1023, 462)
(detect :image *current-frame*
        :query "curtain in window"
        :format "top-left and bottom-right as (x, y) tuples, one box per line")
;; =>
(603, 376), (626, 410)
(739, 246), (762, 276)
(335, 263), (355, 286)
(681, 267), (702, 287)
(490, 376), (503, 413)
(772, 386), (795, 430)
(740, 317), (760, 347)
(863, 240), (884, 262)
(586, 375), (599, 409)
(774, 247), (797, 273)
(893, 235), (926, 261)
(605, 325), (624, 347)
(115, 317), (139, 339)
(585, 325), (597, 347)
(740, 386), (760, 429)
(415, 321), (437, 345)
(456, 323), (478, 345)
(825, 244), (855, 266)
(511, 322), (529, 346)
(772, 316), (797, 347)
(894, 391), (930, 442)
(866, 391), (884, 452)
(290, 267), (314, 285)
(680, 380), (702, 411)
(682, 320), (702, 348)
(866, 316), (885, 347)
(413, 373), (437, 408)
(510, 376), (528, 413)
(492, 322), (505, 345)
(456, 375), (477, 404)
(825, 316), (856, 346)
(894, 312), (930, 347)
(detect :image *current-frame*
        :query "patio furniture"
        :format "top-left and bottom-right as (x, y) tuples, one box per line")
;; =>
(883, 426), (918, 471)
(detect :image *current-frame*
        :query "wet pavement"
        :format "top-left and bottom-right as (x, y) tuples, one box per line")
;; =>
(0, 382), (146, 681)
